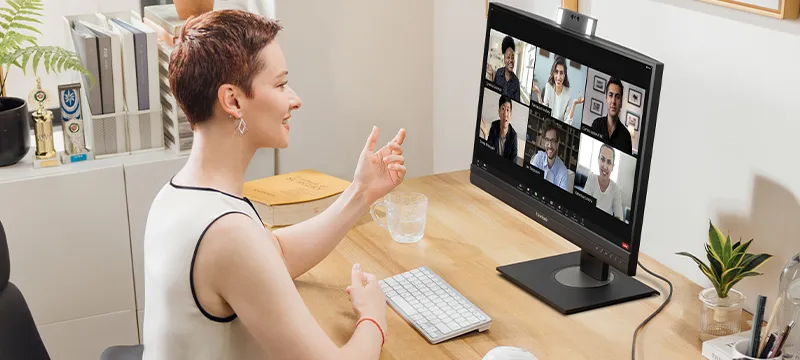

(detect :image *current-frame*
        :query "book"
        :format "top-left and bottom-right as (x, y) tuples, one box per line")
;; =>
(110, 18), (150, 111)
(106, 19), (139, 113)
(70, 25), (102, 115)
(702, 330), (754, 360)
(75, 21), (115, 114)
(244, 170), (351, 227)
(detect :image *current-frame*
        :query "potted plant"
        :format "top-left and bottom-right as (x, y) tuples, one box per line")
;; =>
(0, 0), (91, 167)
(174, 0), (215, 19)
(677, 221), (772, 341)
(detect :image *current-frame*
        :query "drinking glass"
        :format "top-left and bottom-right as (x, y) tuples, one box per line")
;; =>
(370, 192), (428, 244)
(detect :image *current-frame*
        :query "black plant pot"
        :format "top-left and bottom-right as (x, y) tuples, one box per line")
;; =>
(0, 97), (31, 167)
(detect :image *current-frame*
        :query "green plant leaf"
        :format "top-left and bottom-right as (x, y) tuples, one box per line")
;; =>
(0, 8), (14, 15)
(720, 266), (744, 285)
(706, 244), (724, 279)
(708, 222), (727, 260)
(677, 251), (722, 287)
(43, 50), (52, 74)
(10, 22), (39, 35)
(741, 253), (772, 272)
(729, 239), (753, 268)
(723, 271), (763, 296)
(31, 47), (42, 74)
(7, 0), (20, 11)
(14, 15), (40, 24)
(20, 49), (32, 75)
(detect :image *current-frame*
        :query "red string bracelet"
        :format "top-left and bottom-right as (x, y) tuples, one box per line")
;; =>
(356, 316), (385, 347)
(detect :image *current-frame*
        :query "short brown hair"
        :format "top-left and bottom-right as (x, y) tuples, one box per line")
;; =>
(168, 10), (283, 125)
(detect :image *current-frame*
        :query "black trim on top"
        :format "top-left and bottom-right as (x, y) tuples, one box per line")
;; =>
(169, 177), (246, 202)
(190, 210), (250, 323)
(169, 177), (264, 224)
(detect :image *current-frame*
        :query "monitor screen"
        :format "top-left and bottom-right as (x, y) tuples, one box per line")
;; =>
(473, 7), (660, 254)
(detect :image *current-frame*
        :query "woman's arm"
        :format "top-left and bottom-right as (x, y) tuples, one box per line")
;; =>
(273, 127), (406, 279)
(271, 183), (369, 279)
(201, 214), (384, 360)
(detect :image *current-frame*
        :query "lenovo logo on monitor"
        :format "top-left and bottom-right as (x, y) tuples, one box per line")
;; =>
(535, 212), (548, 222)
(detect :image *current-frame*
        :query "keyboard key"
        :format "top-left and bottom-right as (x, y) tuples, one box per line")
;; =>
(385, 290), (398, 298)
(458, 319), (471, 327)
(390, 296), (418, 315)
(385, 278), (398, 287)
(466, 316), (479, 324)
(436, 323), (452, 334)
(446, 322), (460, 332)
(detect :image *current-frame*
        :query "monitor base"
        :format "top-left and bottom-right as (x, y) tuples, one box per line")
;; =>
(496, 251), (659, 315)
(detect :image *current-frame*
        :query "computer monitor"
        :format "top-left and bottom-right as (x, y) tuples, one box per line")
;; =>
(471, 3), (664, 314)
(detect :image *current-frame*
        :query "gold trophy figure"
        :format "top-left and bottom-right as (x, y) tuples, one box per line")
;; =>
(29, 77), (57, 160)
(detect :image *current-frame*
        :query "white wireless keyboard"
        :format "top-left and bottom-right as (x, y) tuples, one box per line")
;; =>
(379, 266), (491, 344)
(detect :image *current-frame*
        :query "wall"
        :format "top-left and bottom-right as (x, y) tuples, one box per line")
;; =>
(433, 0), (800, 316)
(275, 0), (434, 181)
(5, 0), (140, 101)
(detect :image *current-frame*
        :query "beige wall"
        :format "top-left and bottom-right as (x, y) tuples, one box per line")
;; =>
(275, 0), (434, 181)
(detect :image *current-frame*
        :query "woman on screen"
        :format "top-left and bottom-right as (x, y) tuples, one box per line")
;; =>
(533, 55), (583, 123)
(489, 36), (521, 102)
(142, 10), (404, 360)
(486, 95), (518, 161)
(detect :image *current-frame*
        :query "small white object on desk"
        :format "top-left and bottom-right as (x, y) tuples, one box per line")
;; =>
(482, 346), (538, 360)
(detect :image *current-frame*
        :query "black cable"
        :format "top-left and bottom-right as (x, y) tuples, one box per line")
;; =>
(632, 261), (673, 360)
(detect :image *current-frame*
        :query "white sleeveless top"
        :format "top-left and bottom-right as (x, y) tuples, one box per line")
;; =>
(142, 179), (267, 360)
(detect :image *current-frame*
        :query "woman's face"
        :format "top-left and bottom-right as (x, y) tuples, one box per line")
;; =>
(553, 64), (565, 87)
(239, 41), (302, 149)
(503, 48), (514, 72)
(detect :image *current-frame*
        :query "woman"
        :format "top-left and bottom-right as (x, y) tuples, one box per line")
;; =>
(143, 10), (406, 360)
(533, 55), (583, 124)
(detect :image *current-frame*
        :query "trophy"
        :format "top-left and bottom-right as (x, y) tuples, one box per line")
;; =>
(29, 77), (56, 161)
(58, 83), (87, 156)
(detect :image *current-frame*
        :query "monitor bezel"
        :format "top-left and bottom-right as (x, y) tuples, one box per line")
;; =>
(471, 3), (664, 276)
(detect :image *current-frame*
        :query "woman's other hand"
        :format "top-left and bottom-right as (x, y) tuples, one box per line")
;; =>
(346, 264), (388, 335)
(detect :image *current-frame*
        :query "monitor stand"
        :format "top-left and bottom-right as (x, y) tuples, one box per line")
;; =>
(496, 251), (659, 314)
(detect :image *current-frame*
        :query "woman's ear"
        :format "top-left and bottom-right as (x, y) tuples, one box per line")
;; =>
(218, 84), (242, 118)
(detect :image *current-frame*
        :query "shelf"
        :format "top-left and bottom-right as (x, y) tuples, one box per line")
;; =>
(0, 148), (188, 184)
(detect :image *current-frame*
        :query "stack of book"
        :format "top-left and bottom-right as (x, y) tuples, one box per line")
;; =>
(64, 10), (163, 158)
(243, 170), (351, 227)
(143, 5), (193, 154)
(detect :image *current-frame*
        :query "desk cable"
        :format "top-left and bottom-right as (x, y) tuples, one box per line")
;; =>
(632, 261), (674, 360)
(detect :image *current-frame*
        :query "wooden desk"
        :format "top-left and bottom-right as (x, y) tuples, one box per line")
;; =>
(296, 171), (741, 359)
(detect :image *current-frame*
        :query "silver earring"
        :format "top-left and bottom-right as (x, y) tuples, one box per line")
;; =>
(236, 117), (248, 136)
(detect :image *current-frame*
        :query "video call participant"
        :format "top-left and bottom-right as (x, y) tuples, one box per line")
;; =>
(487, 36), (521, 102)
(590, 77), (632, 154)
(486, 95), (518, 160)
(529, 121), (569, 191)
(532, 55), (583, 123)
(583, 144), (624, 221)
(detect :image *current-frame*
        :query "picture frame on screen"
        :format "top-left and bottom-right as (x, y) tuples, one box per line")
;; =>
(590, 98), (603, 116)
(628, 88), (643, 107)
(592, 75), (606, 93)
(626, 111), (640, 131)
